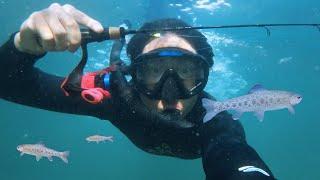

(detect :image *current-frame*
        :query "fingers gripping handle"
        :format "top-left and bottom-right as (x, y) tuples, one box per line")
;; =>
(81, 27), (126, 44)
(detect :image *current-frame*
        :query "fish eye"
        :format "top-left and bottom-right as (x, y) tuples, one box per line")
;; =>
(297, 96), (301, 99)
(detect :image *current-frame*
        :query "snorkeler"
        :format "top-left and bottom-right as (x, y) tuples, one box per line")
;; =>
(0, 3), (276, 180)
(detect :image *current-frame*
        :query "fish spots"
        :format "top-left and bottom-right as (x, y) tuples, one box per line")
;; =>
(232, 103), (236, 108)
(278, 97), (285, 104)
(269, 97), (273, 103)
(260, 98), (265, 104)
(252, 99), (256, 105)
(244, 101), (248, 106)
(222, 104), (227, 109)
(35, 149), (43, 153)
(238, 102), (242, 106)
(35, 149), (41, 153)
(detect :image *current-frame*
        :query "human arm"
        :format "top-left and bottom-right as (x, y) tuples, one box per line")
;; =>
(0, 3), (115, 119)
(201, 112), (276, 180)
(0, 33), (116, 119)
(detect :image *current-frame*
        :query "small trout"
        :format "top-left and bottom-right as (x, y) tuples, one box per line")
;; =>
(202, 84), (302, 122)
(86, 135), (114, 144)
(17, 143), (69, 163)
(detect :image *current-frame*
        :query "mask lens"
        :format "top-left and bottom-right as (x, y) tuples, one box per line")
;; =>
(135, 57), (205, 92)
(135, 59), (166, 90)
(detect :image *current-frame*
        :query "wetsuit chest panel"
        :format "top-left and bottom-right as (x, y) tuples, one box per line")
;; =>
(111, 119), (202, 159)
(108, 93), (209, 159)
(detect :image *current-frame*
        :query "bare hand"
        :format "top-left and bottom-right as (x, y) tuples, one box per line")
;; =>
(14, 3), (103, 55)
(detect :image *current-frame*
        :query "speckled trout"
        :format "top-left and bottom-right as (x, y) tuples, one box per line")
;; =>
(17, 143), (69, 163)
(202, 85), (302, 122)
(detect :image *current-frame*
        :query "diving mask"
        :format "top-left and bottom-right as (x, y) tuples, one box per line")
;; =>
(131, 48), (210, 99)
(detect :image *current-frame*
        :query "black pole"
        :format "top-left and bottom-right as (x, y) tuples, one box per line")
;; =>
(80, 23), (320, 43)
(127, 23), (320, 34)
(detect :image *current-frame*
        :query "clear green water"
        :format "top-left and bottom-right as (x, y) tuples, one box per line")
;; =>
(1, 0), (320, 179)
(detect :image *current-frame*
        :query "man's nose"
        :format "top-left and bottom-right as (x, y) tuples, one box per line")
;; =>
(161, 77), (180, 103)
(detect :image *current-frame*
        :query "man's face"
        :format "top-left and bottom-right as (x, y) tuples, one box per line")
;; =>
(138, 33), (199, 117)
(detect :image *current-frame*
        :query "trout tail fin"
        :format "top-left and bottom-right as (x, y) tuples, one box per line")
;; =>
(107, 136), (114, 142)
(60, 151), (70, 164)
(202, 98), (222, 123)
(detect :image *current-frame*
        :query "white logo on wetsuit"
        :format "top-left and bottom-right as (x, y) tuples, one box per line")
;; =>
(238, 166), (270, 176)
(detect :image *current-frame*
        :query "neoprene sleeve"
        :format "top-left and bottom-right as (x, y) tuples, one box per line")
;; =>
(201, 112), (276, 179)
(0, 34), (115, 119)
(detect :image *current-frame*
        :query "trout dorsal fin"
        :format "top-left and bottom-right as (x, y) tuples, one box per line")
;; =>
(37, 141), (45, 147)
(248, 84), (267, 94)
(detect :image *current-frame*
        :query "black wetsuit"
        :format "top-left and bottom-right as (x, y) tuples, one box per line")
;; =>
(0, 34), (276, 180)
